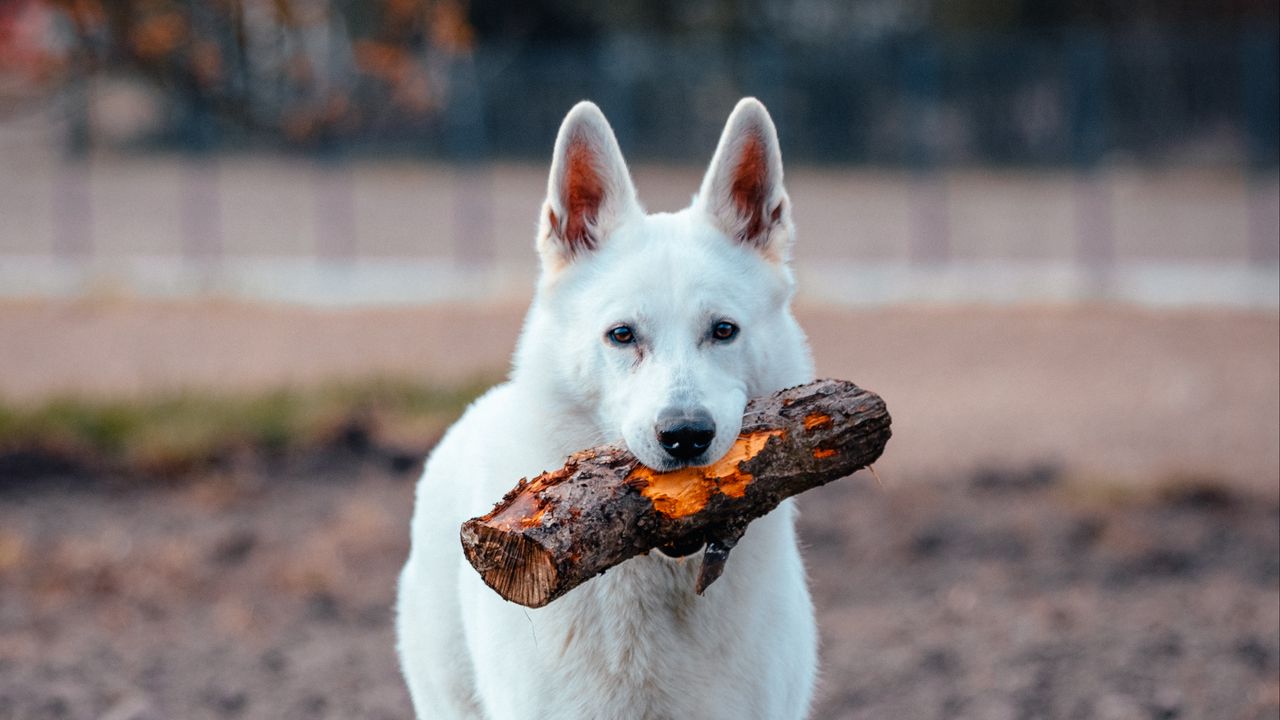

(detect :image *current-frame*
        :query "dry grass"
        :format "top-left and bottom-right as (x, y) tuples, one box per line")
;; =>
(0, 376), (493, 476)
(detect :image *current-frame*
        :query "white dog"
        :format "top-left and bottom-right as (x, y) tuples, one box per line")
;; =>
(396, 98), (817, 720)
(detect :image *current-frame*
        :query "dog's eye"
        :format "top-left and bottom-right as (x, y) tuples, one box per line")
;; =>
(711, 321), (739, 341)
(607, 325), (635, 345)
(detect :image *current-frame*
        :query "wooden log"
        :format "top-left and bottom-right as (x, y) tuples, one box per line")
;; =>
(460, 379), (892, 608)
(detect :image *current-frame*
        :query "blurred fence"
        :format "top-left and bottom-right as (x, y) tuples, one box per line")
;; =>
(450, 31), (1280, 170)
(20, 26), (1276, 168)
(1, 20), (1277, 306)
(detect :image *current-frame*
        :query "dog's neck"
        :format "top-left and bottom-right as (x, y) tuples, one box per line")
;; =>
(507, 302), (614, 459)
(509, 374), (612, 464)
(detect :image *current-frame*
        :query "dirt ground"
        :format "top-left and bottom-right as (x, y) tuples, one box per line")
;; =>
(0, 454), (1276, 720)
(0, 300), (1277, 719)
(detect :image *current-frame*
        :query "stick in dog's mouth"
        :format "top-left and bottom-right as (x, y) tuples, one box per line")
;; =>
(460, 379), (892, 608)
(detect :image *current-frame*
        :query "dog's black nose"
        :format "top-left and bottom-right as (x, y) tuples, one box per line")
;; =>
(656, 408), (715, 462)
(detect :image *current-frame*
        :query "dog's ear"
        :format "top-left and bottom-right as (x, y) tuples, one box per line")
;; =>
(537, 101), (640, 270)
(696, 98), (793, 262)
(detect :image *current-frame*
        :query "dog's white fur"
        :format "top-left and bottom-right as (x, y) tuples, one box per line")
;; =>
(397, 98), (817, 720)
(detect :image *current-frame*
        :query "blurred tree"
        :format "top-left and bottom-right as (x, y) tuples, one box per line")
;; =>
(2, 0), (1274, 165)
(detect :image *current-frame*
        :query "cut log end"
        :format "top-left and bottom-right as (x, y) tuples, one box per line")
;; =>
(461, 521), (559, 608)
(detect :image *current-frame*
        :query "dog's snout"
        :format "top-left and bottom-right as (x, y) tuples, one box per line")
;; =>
(655, 407), (716, 462)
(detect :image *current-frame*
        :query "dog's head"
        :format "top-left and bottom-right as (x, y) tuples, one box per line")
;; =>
(518, 99), (811, 472)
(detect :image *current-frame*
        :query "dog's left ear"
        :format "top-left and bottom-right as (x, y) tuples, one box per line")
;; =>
(696, 98), (793, 262)
(537, 101), (641, 271)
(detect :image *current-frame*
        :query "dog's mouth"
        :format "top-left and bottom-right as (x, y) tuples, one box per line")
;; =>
(656, 536), (706, 558)
(639, 457), (701, 474)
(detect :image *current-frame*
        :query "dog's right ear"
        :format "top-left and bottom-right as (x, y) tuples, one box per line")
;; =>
(536, 101), (640, 271)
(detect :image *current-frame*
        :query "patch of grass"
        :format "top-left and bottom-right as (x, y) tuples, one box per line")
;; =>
(0, 377), (495, 475)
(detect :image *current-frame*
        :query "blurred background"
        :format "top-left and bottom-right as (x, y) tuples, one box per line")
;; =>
(0, 2), (1277, 719)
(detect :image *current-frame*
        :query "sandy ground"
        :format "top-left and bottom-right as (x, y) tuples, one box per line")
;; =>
(2, 300), (1276, 492)
(0, 300), (1277, 720)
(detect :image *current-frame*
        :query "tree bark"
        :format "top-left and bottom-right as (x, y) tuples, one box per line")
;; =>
(460, 379), (892, 608)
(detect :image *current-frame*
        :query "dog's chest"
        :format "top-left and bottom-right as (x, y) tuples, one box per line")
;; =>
(532, 555), (736, 712)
